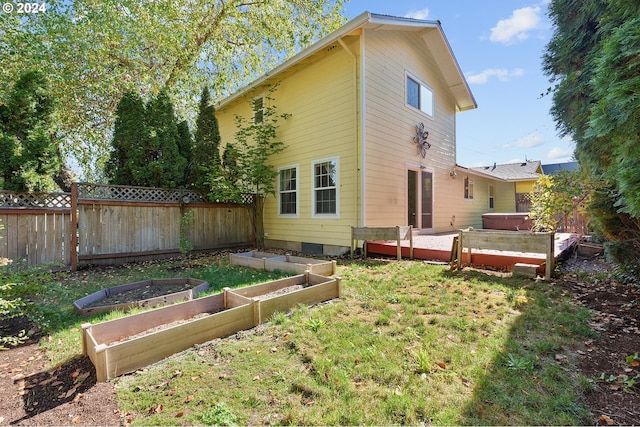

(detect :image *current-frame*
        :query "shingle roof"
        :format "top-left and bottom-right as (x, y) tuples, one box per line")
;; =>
(470, 160), (542, 181)
(542, 161), (578, 175)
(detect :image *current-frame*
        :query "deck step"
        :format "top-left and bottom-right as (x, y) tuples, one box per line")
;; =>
(512, 263), (539, 278)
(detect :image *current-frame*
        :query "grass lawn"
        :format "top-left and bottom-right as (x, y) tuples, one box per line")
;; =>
(34, 253), (595, 425)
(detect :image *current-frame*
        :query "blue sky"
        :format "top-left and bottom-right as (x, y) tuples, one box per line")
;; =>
(342, 0), (573, 168)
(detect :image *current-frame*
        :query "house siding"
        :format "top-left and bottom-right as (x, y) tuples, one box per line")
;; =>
(216, 38), (359, 249)
(362, 29), (459, 232)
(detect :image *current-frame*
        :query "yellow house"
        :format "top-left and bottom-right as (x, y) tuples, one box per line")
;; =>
(470, 160), (543, 213)
(216, 12), (483, 255)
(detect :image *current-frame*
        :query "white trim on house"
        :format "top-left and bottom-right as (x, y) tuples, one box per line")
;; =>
(277, 164), (300, 218)
(215, 12), (476, 113)
(311, 156), (340, 219)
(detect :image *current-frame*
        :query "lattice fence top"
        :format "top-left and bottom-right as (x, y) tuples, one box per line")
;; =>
(0, 191), (71, 208)
(77, 183), (207, 203)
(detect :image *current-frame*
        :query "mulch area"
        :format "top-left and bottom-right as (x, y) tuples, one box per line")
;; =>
(0, 252), (638, 426)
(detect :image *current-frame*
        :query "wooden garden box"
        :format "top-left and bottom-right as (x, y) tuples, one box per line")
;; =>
(82, 272), (341, 381)
(229, 251), (336, 276)
(73, 278), (209, 316)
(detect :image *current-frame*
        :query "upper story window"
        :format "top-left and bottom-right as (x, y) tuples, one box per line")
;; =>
(278, 165), (298, 216)
(253, 96), (264, 124)
(406, 74), (434, 118)
(464, 176), (474, 200)
(312, 157), (339, 217)
(489, 184), (495, 209)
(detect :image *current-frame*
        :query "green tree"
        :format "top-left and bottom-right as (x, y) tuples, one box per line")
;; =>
(529, 169), (590, 232)
(106, 90), (148, 185)
(208, 88), (289, 247)
(192, 86), (221, 191)
(0, 71), (61, 192)
(108, 90), (188, 188)
(0, 0), (346, 180)
(177, 119), (193, 187)
(134, 90), (187, 188)
(543, 0), (640, 264)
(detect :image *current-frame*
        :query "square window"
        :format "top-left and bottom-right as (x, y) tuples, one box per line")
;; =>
(406, 74), (433, 117)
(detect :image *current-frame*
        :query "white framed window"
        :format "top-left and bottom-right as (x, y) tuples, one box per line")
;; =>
(406, 73), (434, 118)
(488, 184), (495, 209)
(312, 157), (339, 217)
(464, 176), (474, 200)
(253, 95), (264, 124)
(278, 165), (299, 217)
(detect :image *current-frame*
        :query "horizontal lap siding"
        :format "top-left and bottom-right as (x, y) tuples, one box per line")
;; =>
(217, 40), (359, 248)
(363, 29), (465, 232)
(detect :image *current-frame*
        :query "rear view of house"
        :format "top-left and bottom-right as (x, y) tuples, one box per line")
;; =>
(216, 12), (478, 255)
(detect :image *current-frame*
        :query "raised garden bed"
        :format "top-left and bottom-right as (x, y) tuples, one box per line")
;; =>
(230, 251), (336, 276)
(82, 272), (341, 381)
(73, 278), (209, 316)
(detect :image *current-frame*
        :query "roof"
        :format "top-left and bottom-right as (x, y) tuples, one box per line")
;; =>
(470, 160), (542, 181)
(216, 11), (477, 112)
(542, 161), (578, 175)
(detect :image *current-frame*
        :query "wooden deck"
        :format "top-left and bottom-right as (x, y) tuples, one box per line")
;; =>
(364, 232), (580, 273)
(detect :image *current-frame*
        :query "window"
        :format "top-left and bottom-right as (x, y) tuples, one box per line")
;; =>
(253, 96), (264, 124)
(489, 184), (495, 209)
(279, 166), (298, 216)
(406, 74), (434, 117)
(312, 157), (339, 216)
(464, 177), (474, 200)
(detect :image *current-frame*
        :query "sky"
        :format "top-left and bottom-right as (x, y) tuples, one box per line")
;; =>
(342, 0), (574, 168)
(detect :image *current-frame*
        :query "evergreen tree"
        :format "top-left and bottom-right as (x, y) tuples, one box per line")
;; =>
(177, 119), (193, 187)
(138, 89), (187, 188)
(0, 71), (61, 192)
(543, 0), (640, 265)
(192, 86), (221, 191)
(106, 91), (148, 185)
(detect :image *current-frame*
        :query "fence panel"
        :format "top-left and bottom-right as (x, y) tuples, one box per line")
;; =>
(0, 210), (72, 268)
(1, 185), (254, 270)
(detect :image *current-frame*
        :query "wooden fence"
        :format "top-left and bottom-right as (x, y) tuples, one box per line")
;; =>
(0, 184), (254, 270)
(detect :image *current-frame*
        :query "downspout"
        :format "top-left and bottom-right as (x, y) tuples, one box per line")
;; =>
(337, 35), (363, 228)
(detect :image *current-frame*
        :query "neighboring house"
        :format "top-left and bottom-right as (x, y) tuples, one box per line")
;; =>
(215, 12), (481, 255)
(542, 161), (578, 175)
(469, 160), (543, 213)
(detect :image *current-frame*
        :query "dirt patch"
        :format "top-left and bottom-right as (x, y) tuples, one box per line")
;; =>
(558, 253), (640, 425)
(82, 281), (200, 309)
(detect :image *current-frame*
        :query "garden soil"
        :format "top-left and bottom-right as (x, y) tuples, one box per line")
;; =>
(0, 254), (638, 426)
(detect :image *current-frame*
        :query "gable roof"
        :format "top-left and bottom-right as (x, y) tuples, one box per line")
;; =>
(216, 11), (477, 112)
(470, 160), (542, 181)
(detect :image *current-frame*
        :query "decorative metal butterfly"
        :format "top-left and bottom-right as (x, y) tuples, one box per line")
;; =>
(413, 122), (431, 158)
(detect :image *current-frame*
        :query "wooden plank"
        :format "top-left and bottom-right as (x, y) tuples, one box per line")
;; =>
(87, 293), (227, 344)
(457, 229), (554, 280)
(351, 226), (413, 260)
(97, 304), (256, 380)
(231, 274), (306, 298)
(257, 279), (340, 323)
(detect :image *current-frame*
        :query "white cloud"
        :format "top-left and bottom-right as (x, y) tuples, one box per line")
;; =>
(547, 146), (573, 160)
(511, 133), (544, 149)
(405, 8), (430, 20)
(490, 6), (542, 45)
(466, 68), (525, 84)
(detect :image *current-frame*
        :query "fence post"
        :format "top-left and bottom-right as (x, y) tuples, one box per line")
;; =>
(70, 183), (78, 271)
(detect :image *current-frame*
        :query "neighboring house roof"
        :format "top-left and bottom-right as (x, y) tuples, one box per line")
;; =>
(542, 161), (578, 175)
(469, 160), (542, 181)
(216, 11), (477, 112)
